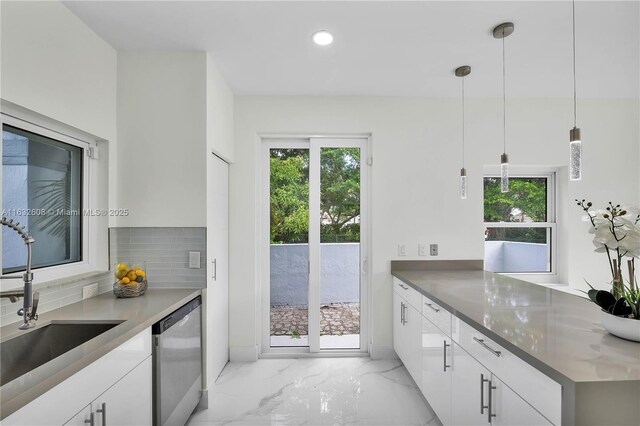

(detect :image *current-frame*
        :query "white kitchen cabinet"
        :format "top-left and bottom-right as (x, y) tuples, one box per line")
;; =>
(4, 328), (152, 426)
(393, 287), (422, 388)
(204, 154), (229, 385)
(450, 341), (492, 425)
(93, 356), (152, 425)
(63, 356), (152, 426)
(421, 316), (451, 424)
(491, 375), (552, 426)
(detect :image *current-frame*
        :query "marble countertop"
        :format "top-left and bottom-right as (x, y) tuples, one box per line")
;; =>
(391, 268), (640, 385)
(0, 288), (201, 420)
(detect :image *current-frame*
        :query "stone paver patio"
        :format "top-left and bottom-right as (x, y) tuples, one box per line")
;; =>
(270, 303), (360, 337)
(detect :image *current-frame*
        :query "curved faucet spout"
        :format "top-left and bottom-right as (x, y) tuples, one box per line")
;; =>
(1, 216), (37, 329)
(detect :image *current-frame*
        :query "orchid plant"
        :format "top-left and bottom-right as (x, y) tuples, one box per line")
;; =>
(576, 200), (640, 319)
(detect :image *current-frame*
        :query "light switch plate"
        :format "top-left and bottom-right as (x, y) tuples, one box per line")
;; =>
(418, 243), (427, 256)
(398, 244), (406, 256)
(82, 283), (99, 299)
(189, 251), (201, 269)
(430, 244), (439, 256)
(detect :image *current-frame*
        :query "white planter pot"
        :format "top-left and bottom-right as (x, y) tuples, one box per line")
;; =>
(600, 311), (640, 342)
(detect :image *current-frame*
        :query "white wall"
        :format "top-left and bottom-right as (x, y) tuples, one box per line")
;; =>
(117, 52), (207, 227)
(0, 1), (116, 282)
(230, 96), (639, 356)
(207, 55), (235, 162)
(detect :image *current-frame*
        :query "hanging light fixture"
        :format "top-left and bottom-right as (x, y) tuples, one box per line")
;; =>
(569, 0), (582, 180)
(493, 22), (514, 193)
(455, 65), (471, 199)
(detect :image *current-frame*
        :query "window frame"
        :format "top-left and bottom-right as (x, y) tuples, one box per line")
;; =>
(483, 171), (557, 278)
(1, 113), (97, 287)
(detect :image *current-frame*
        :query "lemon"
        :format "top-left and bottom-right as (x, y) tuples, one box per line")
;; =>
(115, 269), (127, 280)
(122, 277), (130, 284)
(135, 269), (145, 277)
(116, 263), (127, 270)
(127, 271), (137, 281)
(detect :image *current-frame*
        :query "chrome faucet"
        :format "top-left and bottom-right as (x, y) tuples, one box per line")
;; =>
(1, 217), (38, 329)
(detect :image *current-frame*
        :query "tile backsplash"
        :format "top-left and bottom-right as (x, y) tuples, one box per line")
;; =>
(0, 271), (112, 326)
(109, 227), (207, 289)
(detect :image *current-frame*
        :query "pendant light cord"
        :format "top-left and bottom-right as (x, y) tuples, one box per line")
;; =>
(502, 31), (507, 154)
(572, 0), (577, 127)
(462, 77), (465, 168)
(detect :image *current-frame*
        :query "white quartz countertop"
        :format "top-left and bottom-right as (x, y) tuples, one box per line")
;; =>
(391, 269), (640, 384)
(0, 288), (201, 420)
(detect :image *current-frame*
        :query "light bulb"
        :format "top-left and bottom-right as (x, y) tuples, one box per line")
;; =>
(460, 168), (467, 199)
(570, 127), (582, 181)
(500, 153), (509, 193)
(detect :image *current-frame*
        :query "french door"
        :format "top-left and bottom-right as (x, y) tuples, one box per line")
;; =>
(261, 137), (369, 353)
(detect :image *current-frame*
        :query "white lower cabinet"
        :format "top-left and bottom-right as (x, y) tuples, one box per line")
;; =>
(421, 316), (452, 424)
(4, 328), (152, 426)
(393, 278), (559, 426)
(450, 341), (490, 425)
(393, 288), (422, 389)
(65, 356), (152, 426)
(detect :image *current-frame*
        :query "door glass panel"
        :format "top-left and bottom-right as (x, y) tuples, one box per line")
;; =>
(319, 148), (360, 349)
(269, 148), (309, 347)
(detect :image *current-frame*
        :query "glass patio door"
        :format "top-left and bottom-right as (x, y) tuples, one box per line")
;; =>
(262, 137), (368, 353)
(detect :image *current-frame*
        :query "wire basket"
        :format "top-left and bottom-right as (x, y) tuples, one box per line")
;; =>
(113, 262), (148, 298)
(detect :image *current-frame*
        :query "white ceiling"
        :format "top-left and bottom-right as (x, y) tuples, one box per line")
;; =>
(64, 1), (639, 98)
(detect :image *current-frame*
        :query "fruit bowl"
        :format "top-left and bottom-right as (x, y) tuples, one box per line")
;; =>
(113, 262), (148, 298)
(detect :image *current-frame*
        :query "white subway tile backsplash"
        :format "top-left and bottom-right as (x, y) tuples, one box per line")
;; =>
(109, 227), (206, 289)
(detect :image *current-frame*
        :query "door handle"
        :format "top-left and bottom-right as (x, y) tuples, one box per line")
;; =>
(399, 283), (409, 290)
(362, 258), (368, 274)
(443, 340), (451, 372)
(488, 380), (497, 423)
(402, 303), (408, 325)
(481, 373), (490, 415)
(96, 402), (106, 425)
(400, 302), (405, 325)
(212, 259), (217, 281)
(84, 412), (95, 426)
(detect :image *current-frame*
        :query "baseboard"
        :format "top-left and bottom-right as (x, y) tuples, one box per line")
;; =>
(369, 344), (398, 360)
(197, 389), (208, 409)
(230, 345), (259, 362)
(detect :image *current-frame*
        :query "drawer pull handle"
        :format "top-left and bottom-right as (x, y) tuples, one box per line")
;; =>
(425, 302), (440, 313)
(399, 283), (409, 290)
(480, 373), (490, 415)
(473, 337), (502, 357)
(402, 303), (408, 325)
(443, 340), (451, 372)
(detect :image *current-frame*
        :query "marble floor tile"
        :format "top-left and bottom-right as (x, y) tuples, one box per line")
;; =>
(187, 358), (439, 426)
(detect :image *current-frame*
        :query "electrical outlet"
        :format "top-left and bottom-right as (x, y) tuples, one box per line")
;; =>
(82, 283), (99, 299)
(398, 244), (406, 256)
(418, 243), (427, 256)
(189, 251), (201, 269)
(430, 244), (439, 256)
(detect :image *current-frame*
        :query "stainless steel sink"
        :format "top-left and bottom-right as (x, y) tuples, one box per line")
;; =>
(1, 321), (124, 386)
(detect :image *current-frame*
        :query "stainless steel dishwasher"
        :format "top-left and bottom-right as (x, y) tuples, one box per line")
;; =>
(152, 296), (202, 426)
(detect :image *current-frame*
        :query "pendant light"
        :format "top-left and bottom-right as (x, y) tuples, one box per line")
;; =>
(493, 22), (514, 193)
(569, 0), (582, 180)
(455, 65), (471, 199)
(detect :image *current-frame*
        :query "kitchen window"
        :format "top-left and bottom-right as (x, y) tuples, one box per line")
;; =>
(483, 173), (556, 274)
(2, 119), (87, 275)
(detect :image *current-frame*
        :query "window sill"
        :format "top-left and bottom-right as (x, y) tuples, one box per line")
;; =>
(1, 269), (109, 291)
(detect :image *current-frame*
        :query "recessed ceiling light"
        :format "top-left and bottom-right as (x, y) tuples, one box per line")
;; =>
(312, 30), (334, 46)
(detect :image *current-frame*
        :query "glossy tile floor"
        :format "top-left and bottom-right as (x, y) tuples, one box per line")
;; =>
(187, 358), (439, 425)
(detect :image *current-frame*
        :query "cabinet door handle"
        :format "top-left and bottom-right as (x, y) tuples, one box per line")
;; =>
(212, 259), (217, 280)
(400, 302), (404, 324)
(84, 412), (95, 426)
(96, 402), (106, 425)
(480, 373), (490, 415)
(399, 283), (408, 290)
(443, 340), (451, 371)
(473, 337), (502, 357)
(488, 380), (497, 423)
(402, 303), (408, 325)
(425, 302), (440, 313)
